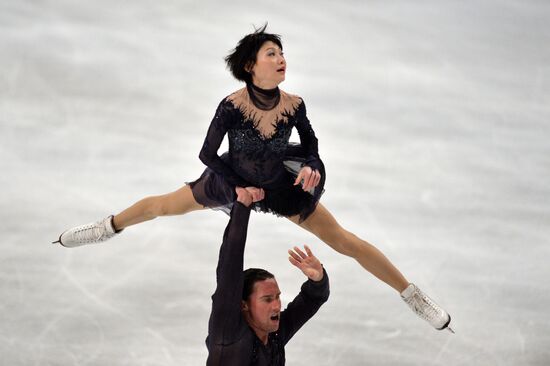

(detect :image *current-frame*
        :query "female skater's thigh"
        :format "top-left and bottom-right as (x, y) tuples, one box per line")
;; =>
(288, 203), (345, 243)
(287, 203), (364, 256)
(157, 185), (205, 215)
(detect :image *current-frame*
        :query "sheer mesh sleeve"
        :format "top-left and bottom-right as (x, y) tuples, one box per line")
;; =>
(199, 100), (251, 187)
(295, 101), (322, 171)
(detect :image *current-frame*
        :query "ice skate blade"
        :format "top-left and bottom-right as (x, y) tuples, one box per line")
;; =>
(436, 315), (454, 333)
(52, 236), (68, 247)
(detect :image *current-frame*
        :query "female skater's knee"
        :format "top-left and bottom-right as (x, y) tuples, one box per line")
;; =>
(142, 196), (167, 219)
(325, 229), (362, 257)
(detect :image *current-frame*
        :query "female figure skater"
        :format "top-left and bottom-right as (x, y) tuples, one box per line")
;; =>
(54, 25), (453, 332)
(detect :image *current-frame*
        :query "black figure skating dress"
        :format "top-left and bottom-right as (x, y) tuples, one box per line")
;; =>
(189, 83), (325, 222)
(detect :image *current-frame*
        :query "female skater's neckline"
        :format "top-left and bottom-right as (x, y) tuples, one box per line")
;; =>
(247, 82), (281, 110)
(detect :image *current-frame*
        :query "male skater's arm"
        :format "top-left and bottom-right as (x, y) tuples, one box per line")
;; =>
(207, 189), (253, 346)
(279, 245), (330, 344)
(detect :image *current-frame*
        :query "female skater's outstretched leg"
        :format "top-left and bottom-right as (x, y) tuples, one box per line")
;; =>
(112, 185), (204, 229)
(289, 202), (453, 331)
(54, 185), (204, 247)
(289, 202), (409, 292)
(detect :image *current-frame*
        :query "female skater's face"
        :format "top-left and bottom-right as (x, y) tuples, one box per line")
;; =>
(248, 41), (286, 89)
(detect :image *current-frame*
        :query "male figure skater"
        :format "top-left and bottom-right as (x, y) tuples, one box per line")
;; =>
(206, 187), (330, 365)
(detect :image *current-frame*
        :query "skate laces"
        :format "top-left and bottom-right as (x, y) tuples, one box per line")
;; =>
(72, 221), (109, 243)
(405, 286), (442, 322)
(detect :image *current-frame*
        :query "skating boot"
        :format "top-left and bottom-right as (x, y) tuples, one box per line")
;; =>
(401, 283), (454, 333)
(52, 215), (120, 248)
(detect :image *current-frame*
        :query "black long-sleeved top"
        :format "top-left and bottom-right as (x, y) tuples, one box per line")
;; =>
(198, 85), (322, 190)
(206, 202), (330, 366)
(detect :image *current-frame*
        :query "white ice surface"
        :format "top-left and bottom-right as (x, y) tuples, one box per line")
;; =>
(1, 1), (549, 365)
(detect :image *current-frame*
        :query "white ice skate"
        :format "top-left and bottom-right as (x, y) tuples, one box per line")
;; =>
(52, 215), (120, 248)
(401, 283), (454, 333)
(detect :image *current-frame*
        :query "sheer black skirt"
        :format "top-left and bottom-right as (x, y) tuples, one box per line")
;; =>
(188, 144), (325, 222)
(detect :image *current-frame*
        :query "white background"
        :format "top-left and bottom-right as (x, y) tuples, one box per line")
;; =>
(1, 1), (549, 365)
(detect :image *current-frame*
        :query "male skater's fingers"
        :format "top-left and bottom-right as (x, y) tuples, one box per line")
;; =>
(252, 191), (260, 201)
(293, 246), (307, 259)
(288, 249), (303, 263)
(304, 245), (314, 257)
(245, 186), (265, 202)
(235, 187), (253, 206)
(288, 255), (298, 266)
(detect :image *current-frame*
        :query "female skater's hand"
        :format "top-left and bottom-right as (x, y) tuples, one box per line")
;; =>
(294, 166), (321, 192)
(245, 186), (265, 202)
(235, 187), (253, 207)
(288, 245), (324, 282)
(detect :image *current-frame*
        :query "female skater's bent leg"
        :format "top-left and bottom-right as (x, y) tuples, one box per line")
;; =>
(54, 185), (204, 248)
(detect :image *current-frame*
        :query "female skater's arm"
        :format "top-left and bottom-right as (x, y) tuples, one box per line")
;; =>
(294, 100), (323, 191)
(294, 101), (321, 170)
(199, 100), (251, 187)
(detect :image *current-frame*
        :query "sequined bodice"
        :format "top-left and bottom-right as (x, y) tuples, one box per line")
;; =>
(226, 104), (295, 187)
(198, 85), (321, 189)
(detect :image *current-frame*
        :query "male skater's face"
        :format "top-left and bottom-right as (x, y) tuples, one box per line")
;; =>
(242, 278), (282, 336)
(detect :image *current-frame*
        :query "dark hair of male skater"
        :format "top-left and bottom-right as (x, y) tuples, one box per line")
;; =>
(206, 187), (330, 365)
